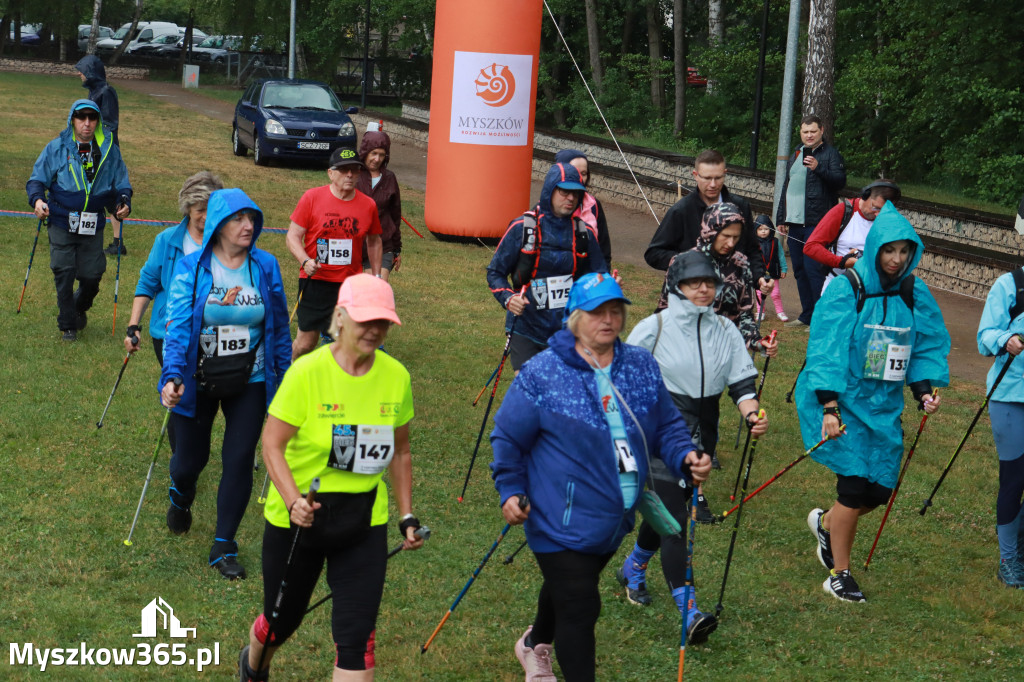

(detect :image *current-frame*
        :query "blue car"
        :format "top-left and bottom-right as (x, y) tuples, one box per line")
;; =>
(232, 79), (358, 166)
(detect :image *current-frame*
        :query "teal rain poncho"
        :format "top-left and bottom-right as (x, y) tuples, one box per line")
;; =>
(795, 203), (950, 487)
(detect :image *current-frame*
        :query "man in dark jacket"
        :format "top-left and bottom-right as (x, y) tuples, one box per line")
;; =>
(775, 115), (847, 326)
(645, 149), (769, 290)
(76, 55), (126, 256)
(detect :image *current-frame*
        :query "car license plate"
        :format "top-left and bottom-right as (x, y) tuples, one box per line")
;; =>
(297, 141), (329, 150)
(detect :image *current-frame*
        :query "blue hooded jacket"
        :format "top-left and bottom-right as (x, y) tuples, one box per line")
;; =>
(75, 55), (119, 133)
(134, 218), (199, 339)
(977, 268), (1024, 402)
(490, 328), (697, 554)
(26, 99), (131, 231)
(486, 163), (608, 345)
(159, 189), (292, 417)
(795, 203), (950, 487)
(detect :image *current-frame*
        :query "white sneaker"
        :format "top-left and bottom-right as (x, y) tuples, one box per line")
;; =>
(777, 312), (789, 321)
(515, 626), (556, 681)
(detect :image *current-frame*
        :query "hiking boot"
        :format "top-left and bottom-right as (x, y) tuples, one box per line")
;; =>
(212, 555), (247, 580)
(104, 240), (127, 256)
(61, 329), (77, 342)
(807, 508), (834, 570)
(238, 645), (268, 682)
(784, 319), (807, 328)
(514, 626), (556, 681)
(710, 453), (721, 470)
(686, 611), (719, 645)
(616, 565), (652, 606)
(997, 558), (1024, 588)
(823, 569), (866, 603)
(76, 310), (87, 331)
(695, 492), (718, 525)
(166, 503), (192, 535)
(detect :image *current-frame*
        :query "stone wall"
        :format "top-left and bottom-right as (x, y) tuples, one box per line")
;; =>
(0, 58), (149, 80)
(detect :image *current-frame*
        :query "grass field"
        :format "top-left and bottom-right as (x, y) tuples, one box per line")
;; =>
(1, 70), (1021, 681)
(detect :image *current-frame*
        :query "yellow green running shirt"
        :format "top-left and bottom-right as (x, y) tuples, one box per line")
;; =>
(264, 344), (414, 529)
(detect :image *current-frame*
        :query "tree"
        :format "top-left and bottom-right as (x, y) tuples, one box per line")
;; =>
(109, 0), (141, 65)
(672, 0), (686, 136)
(804, 0), (837, 137)
(583, 0), (602, 90)
(707, 0), (723, 92)
(645, 0), (663, 112)
(87, 0), (103, 54)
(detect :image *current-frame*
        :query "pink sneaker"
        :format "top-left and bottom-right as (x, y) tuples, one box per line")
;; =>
(515, 626), (556, 681)
(776, 312), (789, 322)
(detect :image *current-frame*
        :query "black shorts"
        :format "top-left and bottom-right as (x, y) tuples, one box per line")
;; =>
(835, 474), (892, 509)
(296, 278), (341, 333)
(509, 333), (548, 371)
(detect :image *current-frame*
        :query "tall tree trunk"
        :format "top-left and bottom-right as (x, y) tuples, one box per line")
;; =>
(804, 0), (837, 139)
(583, 0), (602, 90)
(620, 5), (634, 56)
(672, 0), (687, 136)
(110, 0), (143, 65)
(177, 9), (194, 81)
(707, 0), (724, 93)
(88, 0), (103, 55)
(646, 0), (663, 112)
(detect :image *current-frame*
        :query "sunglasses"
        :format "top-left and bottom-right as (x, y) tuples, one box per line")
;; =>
(73, 112), (99, 121)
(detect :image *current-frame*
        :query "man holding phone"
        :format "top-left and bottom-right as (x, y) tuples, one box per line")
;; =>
(27, 99), (132, 341)
(775, 115), (846, 327)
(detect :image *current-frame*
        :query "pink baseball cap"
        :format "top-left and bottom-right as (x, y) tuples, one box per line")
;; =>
(336, 274), (401, 325)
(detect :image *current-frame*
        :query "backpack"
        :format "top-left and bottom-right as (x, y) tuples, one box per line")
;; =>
(827, 200), (856, 255)
(843, 268), (915, 314)
(1010, 268), (1024, 321)
(511, 210), (591, 289)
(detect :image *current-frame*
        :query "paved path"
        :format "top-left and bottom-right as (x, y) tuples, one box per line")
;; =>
(115, 78), (991, 385)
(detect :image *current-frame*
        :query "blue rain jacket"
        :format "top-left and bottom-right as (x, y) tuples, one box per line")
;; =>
(134, 218), (196, 339)
(26, 99), (131, 231)
(796, 203), (950, 487)
(486, 163), (608, 345)
(977, 268), (1024, 402)
(159, 189), (292, 417)
(490, 328), (697, 555)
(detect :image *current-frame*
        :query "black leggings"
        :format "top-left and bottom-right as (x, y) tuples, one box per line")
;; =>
(260, 521), (387, 670)
(531, 550), (614, 682)
(151, 338), (176, 454)
(168, 382), (266, 555)
(635, 476), (693, 589)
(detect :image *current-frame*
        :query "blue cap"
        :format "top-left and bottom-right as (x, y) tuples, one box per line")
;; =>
(565, 272), (631, 315)
(73, 100), (100, 114)
(556, 179), (586, 192)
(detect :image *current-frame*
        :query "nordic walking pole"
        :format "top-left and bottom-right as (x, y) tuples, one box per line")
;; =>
(731, 330), (778, 500)
(719, 426), (845, 520)
(257, 477), (320, 673)
(503, 538), (529, 565)
(473, 362), (502, 405)
(865, 393), (938, 569)
(400, 215), (426, 238)
(459, 288), (524, 500)
(422, 495), (528, 654)
(289, 278), (310, 324)
(257, 471), (270, 504)
(920, 348), (1020, 515)
(304, 525), (431, 616)
(111, 233), (123, 335)
(123, 377), (181, 546)
(17, 218), (43, 314)
(97, 343), (137, 428)
(678, 485), (700, 681)
(715, 410), (764, 617)
(733, 296), (771, 448)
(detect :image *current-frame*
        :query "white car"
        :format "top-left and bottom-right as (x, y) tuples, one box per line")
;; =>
(95, 21), (179, 54)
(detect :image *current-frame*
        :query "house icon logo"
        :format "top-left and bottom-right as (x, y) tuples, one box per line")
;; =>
(133, 597), (197, 639)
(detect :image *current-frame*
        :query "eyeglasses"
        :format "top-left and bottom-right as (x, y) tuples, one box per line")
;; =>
(73, 112), (99, 121)
(679, 277), (717, 290)
(695, 173), (725, 183)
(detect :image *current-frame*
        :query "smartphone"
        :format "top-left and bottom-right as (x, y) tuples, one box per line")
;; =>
(802, 146), (814, 165)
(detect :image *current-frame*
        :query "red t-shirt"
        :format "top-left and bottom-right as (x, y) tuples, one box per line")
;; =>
(290, 185), (382, 283)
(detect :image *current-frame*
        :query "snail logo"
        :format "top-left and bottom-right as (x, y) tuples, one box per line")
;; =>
(474, 63), (516, 107)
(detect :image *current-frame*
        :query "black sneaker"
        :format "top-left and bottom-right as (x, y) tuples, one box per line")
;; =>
(695, 492), (718, 525)
(807, 508), (834, 570)
(76, 310), (87, 331)
(104, 241), (127, 256)
(710, 453), (722, 470)
(823, 569), (866, 603)
(212, 555), (247, 580)
(238, 645), (268, 682)
(686, 611), (719, 645)
(61, 329), (77, 342)
(615, 566), (652, 606)
(166, 503), (192, 535)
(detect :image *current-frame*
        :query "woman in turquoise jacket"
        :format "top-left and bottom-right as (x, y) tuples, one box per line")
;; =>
(159, 188), (291, 580)
(796, 203), (950, 602)
(977, 268), (1024, 588)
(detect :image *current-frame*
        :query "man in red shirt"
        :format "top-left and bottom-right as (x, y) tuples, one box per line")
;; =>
(287, 145), (382, 359)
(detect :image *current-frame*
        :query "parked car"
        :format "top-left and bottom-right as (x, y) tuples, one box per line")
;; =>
(77, 24), (114, 52)
(9, 23), (41, 45)
(96, 21), (179, 54)
(232, 79), (358, 167)
(192, 35), (243, 64)
(129, 32), (205, 58)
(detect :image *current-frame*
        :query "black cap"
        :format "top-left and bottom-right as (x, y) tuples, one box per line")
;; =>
(666, 250), (721, 293)
(329, 144), (365, 170)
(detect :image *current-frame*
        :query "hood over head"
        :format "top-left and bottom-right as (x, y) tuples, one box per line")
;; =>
(539, 162), (586, 215)
(554, 149), (588, 187)
(666, 250), (723, 299)
(853, 201), (923, 293)
(358, 130), (391, 167)
(66, 99), (102, 129)
(201, 188), (264, 256)
(75, 55), (107, 85)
